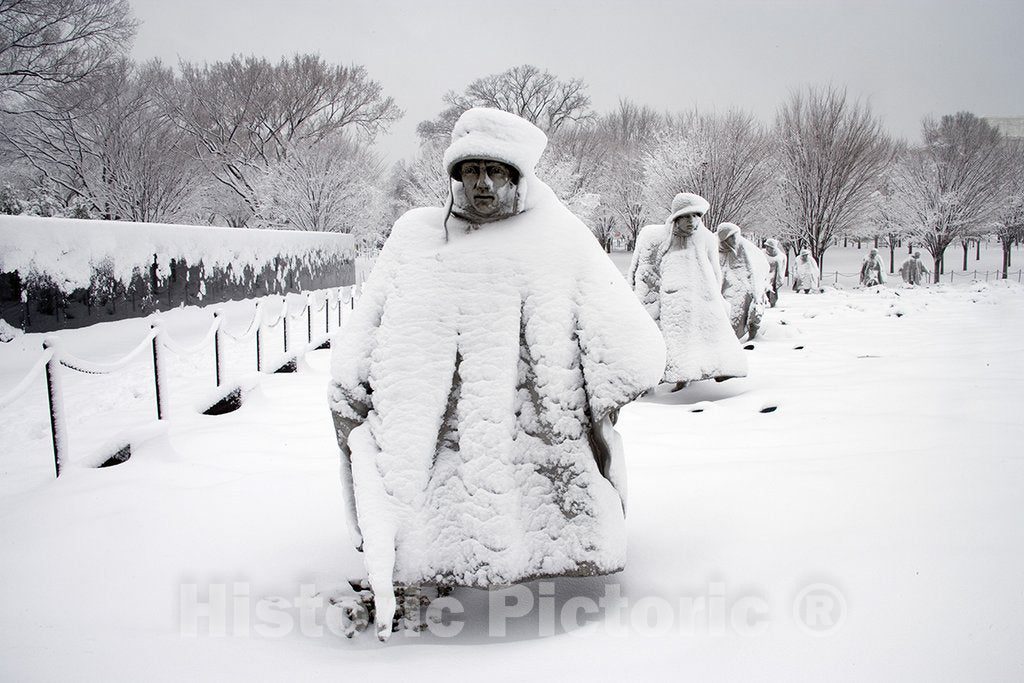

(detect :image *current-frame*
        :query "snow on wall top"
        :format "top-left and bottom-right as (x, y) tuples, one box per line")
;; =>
(0, 215), (354, 291)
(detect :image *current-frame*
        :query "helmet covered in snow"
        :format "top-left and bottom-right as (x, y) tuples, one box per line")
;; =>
(717, 222), (741, 243)
(443, 108), (547, 183)
(666, 192), (710, 225)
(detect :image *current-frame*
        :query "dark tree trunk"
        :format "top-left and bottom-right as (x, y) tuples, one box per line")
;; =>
(962, 240), (969, 271)
(976, 238), (981, 261)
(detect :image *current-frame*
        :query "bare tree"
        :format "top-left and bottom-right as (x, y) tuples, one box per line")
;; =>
(868, 172), (912, 273)
(391, 138), (449, 215)
(774, 85), (894, 272)
(644, 110), (776, 230)
(588, 99), (667, 249)
(641, 126), (701, 217)
(155, 54), (401, 223)
(0, 0), (136, 104)
(890, 113), (1010, 282)
(995, 141), (1024, 279)
(257, 134), (384, 234)
(1, 59), (202, 222)
(417, 64), (592, 141)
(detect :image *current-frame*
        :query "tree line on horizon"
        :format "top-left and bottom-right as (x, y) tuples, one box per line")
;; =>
(2, 0), (1022, 282)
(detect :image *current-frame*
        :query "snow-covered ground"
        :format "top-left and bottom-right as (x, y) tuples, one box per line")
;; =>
(1, 260), (1023, 680)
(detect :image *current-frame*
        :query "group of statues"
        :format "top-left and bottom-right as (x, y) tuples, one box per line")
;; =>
(860, 248), (932, 287)
(324, 108), (937, 640)
(627, 192), (790, 389)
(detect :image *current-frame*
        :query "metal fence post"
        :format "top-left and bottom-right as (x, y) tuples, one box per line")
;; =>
(151, 323), (163, 420)
(42, 338), (66, 478)
(283, 301), (289, 354)
(213, 310), (223, 387)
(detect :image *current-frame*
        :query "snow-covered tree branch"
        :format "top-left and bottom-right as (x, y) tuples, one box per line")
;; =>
(0, 59), (202, 222)
(154, 54), (402, 224)
(417, 64), (593, 142)
(255, 134), (385, 237)
(0, 0), (137, 104)
(643, 110), (776, 231)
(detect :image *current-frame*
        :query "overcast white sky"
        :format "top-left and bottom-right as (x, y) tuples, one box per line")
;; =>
(128, 0), (1024, 164)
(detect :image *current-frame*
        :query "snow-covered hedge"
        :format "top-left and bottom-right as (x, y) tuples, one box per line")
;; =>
(0, 215), (355, 332)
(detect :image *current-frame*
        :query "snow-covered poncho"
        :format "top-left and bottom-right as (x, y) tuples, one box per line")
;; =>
(629, 223), (747, 382)
(793, 254), (820, 292)
(764, 243), (787, 291)
(762, 240), (787, 307)
(720, 235), (769, 340)
(899, 255), (930, 285)
(329, 177), (665, 636)
(859, 253), (886, 287)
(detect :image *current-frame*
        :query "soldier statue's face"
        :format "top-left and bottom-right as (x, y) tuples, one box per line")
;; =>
(672, 212), (702, 237)
(459, 159), (517, 218)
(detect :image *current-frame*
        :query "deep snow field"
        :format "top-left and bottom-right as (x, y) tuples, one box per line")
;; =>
(2, 255), (1024, 681)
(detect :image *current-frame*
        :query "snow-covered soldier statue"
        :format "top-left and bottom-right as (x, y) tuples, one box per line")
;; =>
(763, 238), (786, 307)
(628, 192), (747, 390)
(328, 108), (666, 640)
(717, 222), (768, 340)
(793, 248), (820, 294)
(859, 248), (886, 287)
(899, 251), (930, 285)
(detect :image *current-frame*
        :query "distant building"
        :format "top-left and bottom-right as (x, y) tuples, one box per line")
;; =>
(983, 116), (1024, 139)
